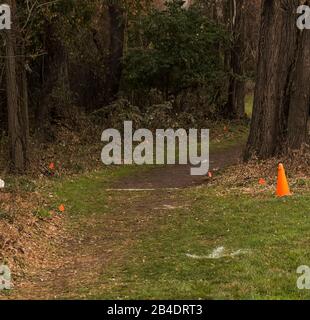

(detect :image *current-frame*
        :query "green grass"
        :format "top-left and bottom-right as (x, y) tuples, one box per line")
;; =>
(52, 166), (143, 218)
(91, 188), (310, 300)
(27, 122), (310, 300)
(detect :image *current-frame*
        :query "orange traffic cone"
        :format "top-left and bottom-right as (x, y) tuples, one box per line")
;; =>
(276, 163), (291, 197)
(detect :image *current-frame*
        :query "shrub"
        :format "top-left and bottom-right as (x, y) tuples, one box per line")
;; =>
(122, 0), (228, 111)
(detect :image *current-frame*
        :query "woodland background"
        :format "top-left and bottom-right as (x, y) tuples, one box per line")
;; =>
(0, 0), (263, 173)
(1, 1), (310, 298)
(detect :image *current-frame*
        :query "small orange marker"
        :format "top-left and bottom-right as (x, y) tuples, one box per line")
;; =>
(59, 204), (65, 212)
(49, 162), (55, 170)
(208, 171), (213, 178)
(259, 178), (266, 185)
(276, 163), (292, 197)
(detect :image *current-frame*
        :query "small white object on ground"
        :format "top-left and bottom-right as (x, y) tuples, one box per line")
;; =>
(105, 188), (156, 191)
(208, 246), (225, 259)
(0, 179), (4, 189)
(186, 246), (249, 260)
(161, 204), (186, 210)
(185, 254), (211, 260)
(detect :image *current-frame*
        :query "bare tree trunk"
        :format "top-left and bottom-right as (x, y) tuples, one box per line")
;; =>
(4, 0), (28, 173)
(20, 42), (29, 143)
(245, 0), (309, 160)
(287, 28), (310, 149)
(104, 4), (125, 104)
(224, 0), (246, 119)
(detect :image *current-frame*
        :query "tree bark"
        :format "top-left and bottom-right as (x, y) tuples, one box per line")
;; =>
(104, 4), (125, 104)
(224, 0), (246, 119)
(287, 27), (310, 149)
(244, 0), (308, 159)
(4, 0), (28, 173)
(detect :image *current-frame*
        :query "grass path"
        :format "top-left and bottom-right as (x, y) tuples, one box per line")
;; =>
(8, 131), (310, 300)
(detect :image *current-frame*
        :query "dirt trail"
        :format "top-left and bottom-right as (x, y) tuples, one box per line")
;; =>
(6, 145), (243, 300)
(113, 145), (243, 189)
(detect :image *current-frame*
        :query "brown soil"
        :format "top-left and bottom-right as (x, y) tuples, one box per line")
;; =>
(113, 145), (244, 189)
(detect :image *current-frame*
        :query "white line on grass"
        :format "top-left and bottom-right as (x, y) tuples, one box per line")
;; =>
(105, 188), (180, 191)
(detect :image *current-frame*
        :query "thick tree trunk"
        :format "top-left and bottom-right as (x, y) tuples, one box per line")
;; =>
(4, 0), (28, 173)
(104, 4), (125, 104)
(287, 27), (310, 149)
(244, 0), (308, 160)
(224, 0), (246, 119)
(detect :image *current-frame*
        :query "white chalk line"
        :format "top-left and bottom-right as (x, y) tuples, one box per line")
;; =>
(105, 188), (180, 192)
(186, 247), (250, 260)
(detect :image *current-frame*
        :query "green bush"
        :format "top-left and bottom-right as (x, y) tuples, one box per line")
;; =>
(123, 0), (228, 107)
